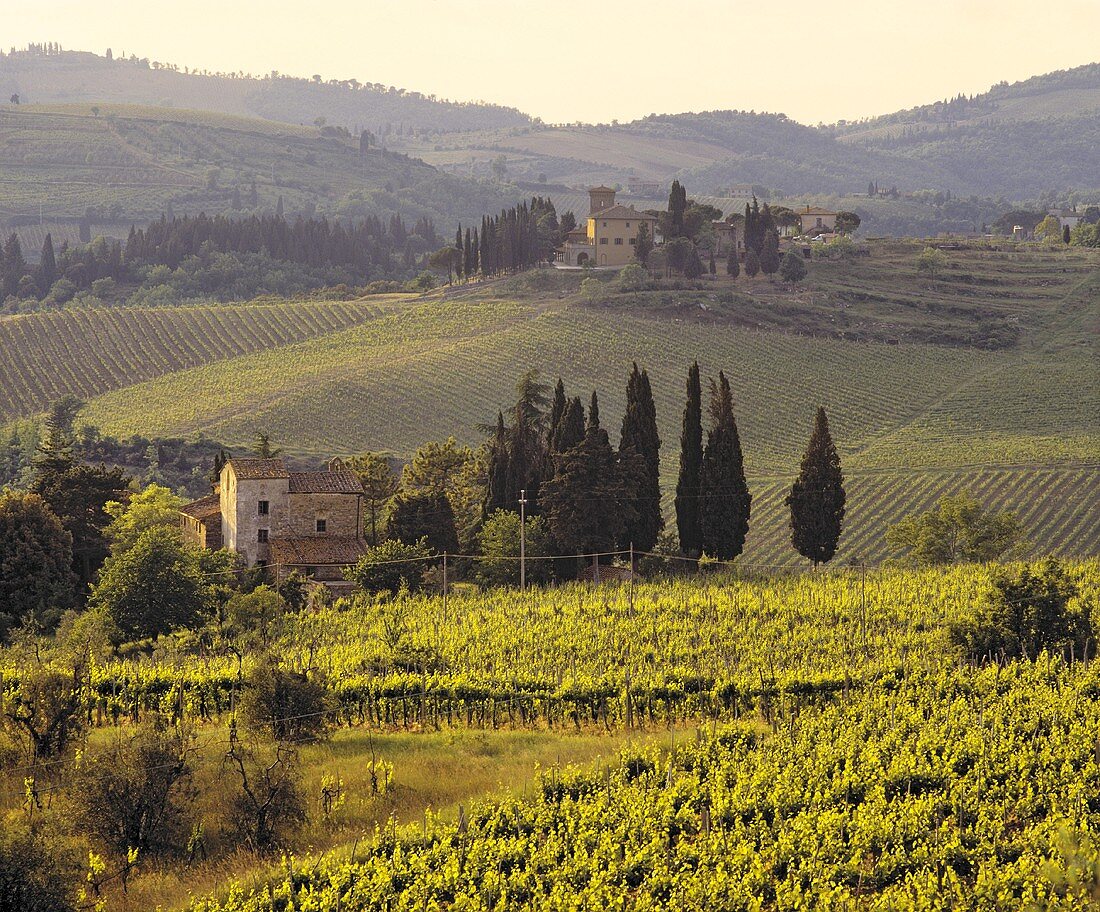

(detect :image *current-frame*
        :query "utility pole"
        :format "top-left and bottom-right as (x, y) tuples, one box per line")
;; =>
(442, 551), (448, 618)
(518, 488), (527, 591)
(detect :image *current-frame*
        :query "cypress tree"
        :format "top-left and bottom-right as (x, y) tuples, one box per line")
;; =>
(760, 229), (780, 275)
(455, 227), (464, 280)
(726, 248), (740, 277)
(542, 392), (632, 563)
(619, 363), (662, 553)
(1, 233), (26, 299)
(675, 362), (703, 557)
(698, 372), (751, 560)
(547, 378), (567, 452)
(786, 406), (846, 566)
(744, 248), (760, 278)
(37, 233), (57, 291)
(484, 411), (510, 516)
(552, 396), (586, 458)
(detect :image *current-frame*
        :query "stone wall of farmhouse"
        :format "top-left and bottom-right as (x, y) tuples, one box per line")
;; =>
(286, 493), (362, 538)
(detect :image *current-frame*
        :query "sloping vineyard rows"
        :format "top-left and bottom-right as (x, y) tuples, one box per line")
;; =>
(9, 562), (1097, 734)
(743, 465), (1100, 565)
(0, 298), (411, 421)
(191, 658), (1100, 911)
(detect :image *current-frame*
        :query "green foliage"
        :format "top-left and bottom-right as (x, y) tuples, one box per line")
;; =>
(698, 372), (751, 560)
(103, 483), (184, 555)
(65, 717), (194, 859)
(674, 363), (703, 558)
(0, 662), (84, 761)
(0, 827), (75, 912)
(387, 491), (459, 556)
(779, 249), (807, 283)
(0, 491), (75, 638)
(221, 586), (287, 652)
(743, 247), (760, 277)
(238, 655), (333, 743)
(786, 407), (845, 565)
(476, 510), (554, 587)
(916, 245), (947, 281)
(951, 559), (1095, 662)
(90, 527), (211, 641)
(345, 538), (434, 595)
(347, 452), (398, 546)
(616, 262), (648, 292)
(887, 492), (1024, 565)
(834, 211), (861, 234)
(618, 364), (662, 553)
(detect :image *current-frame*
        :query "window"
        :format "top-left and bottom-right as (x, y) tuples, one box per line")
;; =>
(629, 237), (637, 245)
(600, 237), (608, 245)
(626, 222), (631, 228)
(602, 221), (607, 227)
(614, 237), (623, 245)
(257, 529), (269, 543)
(258, 500), (269, 516)
(316, 518), (327, 533)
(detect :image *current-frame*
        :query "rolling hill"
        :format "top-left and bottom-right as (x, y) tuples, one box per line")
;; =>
(2, 241), (1096, 565)
(0, 47), (530, 134)
(0, 102), (517, 233)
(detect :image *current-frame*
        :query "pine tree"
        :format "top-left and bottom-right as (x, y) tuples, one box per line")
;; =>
(786, 406), (845, 566)
(698, 372), (751, 560)
(619, 364), (662, 553)
(675, 363), (703, 557)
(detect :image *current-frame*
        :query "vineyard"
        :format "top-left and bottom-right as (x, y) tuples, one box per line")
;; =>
(0, 296), (415, 420)
(4, 561), (1096, 910)
(191, 660), (1100, 911)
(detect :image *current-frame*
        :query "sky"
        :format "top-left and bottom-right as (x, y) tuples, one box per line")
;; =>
(8, 0), (1100, 125)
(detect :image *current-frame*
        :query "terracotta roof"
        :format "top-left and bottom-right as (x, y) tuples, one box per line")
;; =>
(589, 205), (657, 221)
(269, 536), (368, 566)
(179, 493), (221, 521)
(288, 470), (364, 494)
(230, 458), (289, 479)
(588, 185), (616, 193)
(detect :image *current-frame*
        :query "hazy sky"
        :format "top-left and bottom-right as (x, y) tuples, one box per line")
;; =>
(9, 0), (1100, 124)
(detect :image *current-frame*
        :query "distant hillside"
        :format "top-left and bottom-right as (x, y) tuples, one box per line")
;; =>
(0, 102), (517, 229)
(0, 46), (530, 135)
(396, 64), (1100, 201)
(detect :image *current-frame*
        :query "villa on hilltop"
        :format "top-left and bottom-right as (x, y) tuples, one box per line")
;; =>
(556, 187), (658, 267)
(180, 457), (367, 592)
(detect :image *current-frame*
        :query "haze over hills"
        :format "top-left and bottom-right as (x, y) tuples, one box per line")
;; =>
(1, 45), (1098, 242)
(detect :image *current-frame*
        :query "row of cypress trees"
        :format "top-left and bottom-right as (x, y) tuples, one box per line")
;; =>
(675, 361), (846, 566)
(484, 363), (846, 567)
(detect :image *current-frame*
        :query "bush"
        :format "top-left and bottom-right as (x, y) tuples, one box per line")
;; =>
(617, 263), (648, 292)
(0, 827), (75, 912)
(476, 510), (554, 587)
(1, 664), (84, 761)
(580, 276), (606, 303)
(779, 250), (807, 283)
(950, 560), (1094, 662)
(224, 727), (306, 852)
(238, 655), (333, 743)
(65, 717), (195, 860)
(345, 538), (434, 595)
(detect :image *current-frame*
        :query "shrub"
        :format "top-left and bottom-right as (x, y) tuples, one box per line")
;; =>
(950, 560), (1094, 662)
(346, 538), (435, 595)
(0, 827), (75, 912)
(224, 725), (306, 852)
(1, 664), (84, 761)
(779, 250), (807, 283)
(617, 263), (648, 292)
(238, 655), (333, 743)
(65, 718), (195, 860)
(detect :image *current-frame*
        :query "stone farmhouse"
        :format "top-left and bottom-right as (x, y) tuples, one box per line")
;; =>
(798, 206), (838, 234)
(555, 187), (658, 267)
(180, 457), (367, 591)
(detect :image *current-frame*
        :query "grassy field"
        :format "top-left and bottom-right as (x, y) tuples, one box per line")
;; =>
(0, 241), (1093, 562)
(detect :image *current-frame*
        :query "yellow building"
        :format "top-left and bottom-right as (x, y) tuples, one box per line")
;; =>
(557, 187), (658, 267)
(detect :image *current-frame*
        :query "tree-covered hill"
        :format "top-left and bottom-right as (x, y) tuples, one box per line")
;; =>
(0, 46), (531, 135)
